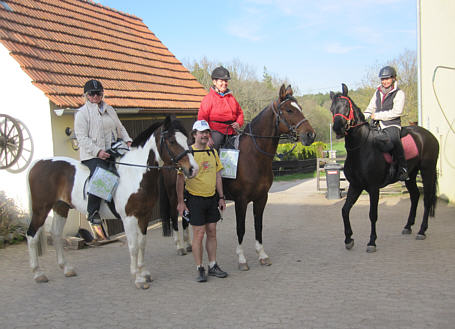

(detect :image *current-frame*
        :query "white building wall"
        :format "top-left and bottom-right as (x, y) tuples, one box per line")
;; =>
(0, 45), (53, 209)
(419, 0), (455, 202)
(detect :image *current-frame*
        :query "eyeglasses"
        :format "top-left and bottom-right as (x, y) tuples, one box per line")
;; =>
(88, 91), (103, 97)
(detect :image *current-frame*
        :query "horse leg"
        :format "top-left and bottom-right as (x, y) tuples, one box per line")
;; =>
(366, 188), (380, 252)
(26, 205), (52, 283)
(182, 219), (192, 252)
(123, 216), (150, 289)
(342, 185), (362, 250)
(416, 167), (438, 240)
(235, 199), (249, 271)
(172, 215), (186, 256)
(402, 171), (420, 235)
(51, 204), (76, 278)
(253, 195), (271, 266)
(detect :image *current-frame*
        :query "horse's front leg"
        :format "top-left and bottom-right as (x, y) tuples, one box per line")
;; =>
(342, 184), (363, 250)
(366, 188), (380, 252)
(235, 199), (249, 271)
(123, 216), (150, 289)
(253, 195), (271, 266)
(51, 212), (76, 278)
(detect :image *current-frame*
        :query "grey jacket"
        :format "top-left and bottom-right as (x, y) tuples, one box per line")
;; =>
(74, 101), (132, 161)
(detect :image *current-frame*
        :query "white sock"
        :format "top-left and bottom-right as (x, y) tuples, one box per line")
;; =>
(209, 261), (216, 268)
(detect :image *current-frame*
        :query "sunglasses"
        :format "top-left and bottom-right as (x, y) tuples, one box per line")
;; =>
(88, 91), (103, 97)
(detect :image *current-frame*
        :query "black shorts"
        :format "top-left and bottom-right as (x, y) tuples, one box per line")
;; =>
(185, 192), (221, 226)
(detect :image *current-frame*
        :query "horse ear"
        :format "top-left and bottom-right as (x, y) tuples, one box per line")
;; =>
(330, 91), (335, 100)
(279, 84), (286, 101)
(342, 83), (348, 96)
(286, 85), (293, 96)
(163, 115), (172, 130)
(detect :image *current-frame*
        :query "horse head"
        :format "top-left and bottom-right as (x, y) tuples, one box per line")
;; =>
(329, 83), (366, 138)
(274, 84), (316, 146)
(157, 116), (199, 178)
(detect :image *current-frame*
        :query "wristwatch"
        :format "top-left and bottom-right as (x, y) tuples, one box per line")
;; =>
(219, 195), (225, 200)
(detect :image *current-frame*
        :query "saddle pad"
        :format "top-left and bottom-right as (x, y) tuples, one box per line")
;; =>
(383, 134), (418, 164)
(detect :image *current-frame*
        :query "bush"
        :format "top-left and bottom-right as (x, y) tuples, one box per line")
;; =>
(274, 141), (326, 161)
(0, 191), (28, 245)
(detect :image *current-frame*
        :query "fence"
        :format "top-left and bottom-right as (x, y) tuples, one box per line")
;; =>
(272, 158), (317, 176)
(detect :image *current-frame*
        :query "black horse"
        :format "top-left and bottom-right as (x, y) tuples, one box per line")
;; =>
(329, 84), (439, 252)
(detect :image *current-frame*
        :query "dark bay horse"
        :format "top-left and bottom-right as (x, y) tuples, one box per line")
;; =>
(224, 85), (315, 270)
(26, 117), (198, 289)
(330, 84), (439, 252)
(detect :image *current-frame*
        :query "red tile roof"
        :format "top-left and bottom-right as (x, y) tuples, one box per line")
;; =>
(0, 0), (206, 112)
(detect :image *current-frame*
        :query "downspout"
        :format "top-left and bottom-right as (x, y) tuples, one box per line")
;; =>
(417, 0), (422, 126)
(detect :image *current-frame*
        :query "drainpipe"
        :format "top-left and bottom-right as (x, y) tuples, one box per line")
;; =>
(417, 0), (422, 126)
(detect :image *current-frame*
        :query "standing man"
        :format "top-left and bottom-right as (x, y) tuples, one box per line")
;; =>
(176, 120), (228, 282)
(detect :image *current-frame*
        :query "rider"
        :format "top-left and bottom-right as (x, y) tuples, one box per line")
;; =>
(74, 79), (132, 228)
(364, 66), (409, 181)
(197, 66), (244, 150)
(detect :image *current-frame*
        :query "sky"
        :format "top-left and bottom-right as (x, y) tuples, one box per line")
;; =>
(98, 0), (417, 95)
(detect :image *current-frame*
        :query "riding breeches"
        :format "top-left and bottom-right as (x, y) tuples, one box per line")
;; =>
(383, 126), (407, 169)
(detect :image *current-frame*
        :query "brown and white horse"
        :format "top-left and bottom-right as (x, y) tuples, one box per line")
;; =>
(26, 117), (198, 289)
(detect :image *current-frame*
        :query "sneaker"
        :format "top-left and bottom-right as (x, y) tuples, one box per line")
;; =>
(398, 167), (409, 181)
(208, 263), (228, 278)
(88, 211), (102, 225)
(196, 266), (207, 282)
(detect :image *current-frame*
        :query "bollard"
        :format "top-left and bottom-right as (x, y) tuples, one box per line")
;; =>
(325, 163), (343, 199)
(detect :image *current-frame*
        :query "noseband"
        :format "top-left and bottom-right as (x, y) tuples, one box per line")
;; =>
(271, 96), (308, 141)
(332, 95), (364, 134)
(159, 129), (191, 166)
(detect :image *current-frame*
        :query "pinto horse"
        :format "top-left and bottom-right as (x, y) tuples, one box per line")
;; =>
(223, 85), (315, 270)
(329, 84), (439, 252)
(26, 117), (198, 289)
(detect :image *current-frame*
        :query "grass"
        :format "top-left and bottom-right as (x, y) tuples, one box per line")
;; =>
(274, 171), (316, 182)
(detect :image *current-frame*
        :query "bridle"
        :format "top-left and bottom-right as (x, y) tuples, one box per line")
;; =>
(271, 95), (308, 142)
(332, 95), (365, 134)
(159, 128), (191, 167)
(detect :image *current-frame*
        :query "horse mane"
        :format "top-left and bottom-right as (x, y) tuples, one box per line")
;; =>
(131, 119), (188, 148)
(246, 103), (271, 130)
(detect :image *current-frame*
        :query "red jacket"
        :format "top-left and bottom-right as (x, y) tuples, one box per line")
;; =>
(198, 87), (244, 135)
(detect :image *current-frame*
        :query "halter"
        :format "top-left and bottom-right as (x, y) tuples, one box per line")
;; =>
(332, 95), (366, 134)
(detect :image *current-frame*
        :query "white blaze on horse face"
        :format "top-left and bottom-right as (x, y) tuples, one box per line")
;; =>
(291, 101), (302, 112)
(175, 131), (199, 177)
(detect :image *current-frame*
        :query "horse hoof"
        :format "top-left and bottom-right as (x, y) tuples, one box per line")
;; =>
(145, 274), (153, 283)
(238, 263), (249, 271)
(259, 258), (272, 266)
(402, 228), (412, 235)
(177, 248), (187, 256)
(416, 234), (426, 240)
(366, 245), (377, 253)
(64, 270), (77, 277)
(35, 274), (49, 283)
(345, 240), (354, 250)
(186, 245), (192, 252)
(135, 282), (150, 289)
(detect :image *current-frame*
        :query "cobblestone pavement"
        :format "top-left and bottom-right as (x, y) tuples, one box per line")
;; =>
(1, 178), (455, 329)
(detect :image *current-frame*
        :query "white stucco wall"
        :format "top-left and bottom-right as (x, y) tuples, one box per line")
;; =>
(0, 45), (53, 209)
(419, 0), (455, 202)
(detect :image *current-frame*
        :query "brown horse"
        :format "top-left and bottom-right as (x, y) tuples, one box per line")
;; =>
(223, 84), (315, 270)
(26, 117), (198, 289)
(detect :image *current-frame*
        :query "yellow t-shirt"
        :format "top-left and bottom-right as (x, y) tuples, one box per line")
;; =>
(185, 146), (223, 197)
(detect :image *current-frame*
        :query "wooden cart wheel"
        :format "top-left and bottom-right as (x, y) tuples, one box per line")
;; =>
(0, 114), (23, 170)
(6, 118), (34, 173)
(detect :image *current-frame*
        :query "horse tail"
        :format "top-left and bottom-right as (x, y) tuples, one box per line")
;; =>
(429, 170), (438, 217)
(159, 172), (172, 236)
(26, 163), (47, 256)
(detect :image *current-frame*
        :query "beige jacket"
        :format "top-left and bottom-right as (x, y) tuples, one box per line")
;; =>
(74, 101), (132, 161)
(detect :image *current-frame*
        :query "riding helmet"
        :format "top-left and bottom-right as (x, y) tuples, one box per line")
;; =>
(84, 79), (104, 93)
(211, 66), (231, 80)
(378, 66), (397, 79)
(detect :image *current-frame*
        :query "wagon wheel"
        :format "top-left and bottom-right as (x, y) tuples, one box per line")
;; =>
(0, 114), (23, 170)
(5, 118), (34, 173)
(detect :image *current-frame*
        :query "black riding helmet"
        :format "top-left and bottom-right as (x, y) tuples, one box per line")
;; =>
(211, 66), (231, 80)
(378, 66), (397, 79)
(84, 79), (104, 93)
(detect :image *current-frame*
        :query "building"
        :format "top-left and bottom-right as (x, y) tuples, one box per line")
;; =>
(0, 0), (206, 235)
(418, 0), (455, 202)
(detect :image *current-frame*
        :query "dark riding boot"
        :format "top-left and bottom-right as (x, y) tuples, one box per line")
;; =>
(386, 127), (409, 181)
(87, 194), (102, 225)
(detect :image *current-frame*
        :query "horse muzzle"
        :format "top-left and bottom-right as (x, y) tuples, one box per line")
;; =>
(299, 131), (316, 146)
